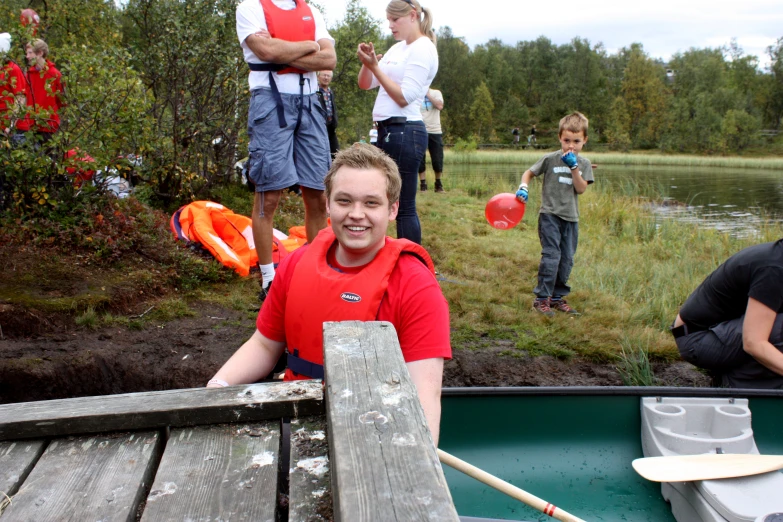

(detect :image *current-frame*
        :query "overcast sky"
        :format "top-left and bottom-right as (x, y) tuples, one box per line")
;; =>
(315, 0), (783, 69)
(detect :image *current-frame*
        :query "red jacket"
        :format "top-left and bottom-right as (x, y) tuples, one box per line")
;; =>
(1, 61), (25, 129)
(17, 60), (63, 133)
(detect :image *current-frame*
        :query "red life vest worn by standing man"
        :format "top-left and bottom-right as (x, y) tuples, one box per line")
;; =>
(283, 228), (435, 381)
(258, 0), (314, 75)
(251, 0), (317, 127)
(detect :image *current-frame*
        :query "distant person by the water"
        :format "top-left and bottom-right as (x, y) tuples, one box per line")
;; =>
(672, 240), (783, 389)
(356, 0), (438, 245)
(418, 87), (445, 193)
(515, 112), (594, 317)
(529, 124), (537, 145)
(512, 126), (520, 145)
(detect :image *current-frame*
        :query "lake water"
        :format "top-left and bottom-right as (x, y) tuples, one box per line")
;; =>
(449, 163), (783, 238)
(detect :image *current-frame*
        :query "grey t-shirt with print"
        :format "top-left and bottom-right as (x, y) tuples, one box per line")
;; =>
(529, 150), (594, 222)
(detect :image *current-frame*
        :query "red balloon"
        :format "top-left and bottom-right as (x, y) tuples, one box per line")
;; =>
(485, 193), (525, 230)
(20, 9), (40, 28)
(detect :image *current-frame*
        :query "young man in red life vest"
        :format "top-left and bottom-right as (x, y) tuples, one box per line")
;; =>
(208, 144), (451, 445)
(15, 39), (64, 146)
(236, 0), (337, 302)
(0, 33), (26, 137)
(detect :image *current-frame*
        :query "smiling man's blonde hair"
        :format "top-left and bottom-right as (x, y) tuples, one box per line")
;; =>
(324, 144), (402, 205)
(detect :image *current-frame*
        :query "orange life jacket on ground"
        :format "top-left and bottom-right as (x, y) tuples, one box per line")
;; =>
(283, 227), (435, 380)
(171, 202), (305, 275)
(175, 201), (258, 276)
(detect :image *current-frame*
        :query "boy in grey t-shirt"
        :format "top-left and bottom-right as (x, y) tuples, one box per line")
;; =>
(515, 112), (594, 316)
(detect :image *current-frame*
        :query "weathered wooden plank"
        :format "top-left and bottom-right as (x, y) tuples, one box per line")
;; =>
(0, 381), (323, 441)
(1, 431), (162, 521)
(140, 422), (280, 522)
(323, 321), (459, 522)
(0, 440), (46, 501)
(288, 416), (332, 522)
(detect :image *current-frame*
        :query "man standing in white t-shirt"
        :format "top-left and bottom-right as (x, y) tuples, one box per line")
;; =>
(417, 88), (444, 193)
(236, 0), (336, 301)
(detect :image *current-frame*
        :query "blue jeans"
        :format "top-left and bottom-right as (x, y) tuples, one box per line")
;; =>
(376, 120), (428, 244)
(534, 213), (579, 298)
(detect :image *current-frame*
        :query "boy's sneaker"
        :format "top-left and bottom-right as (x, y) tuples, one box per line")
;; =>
(420, 180), (428, 192)
(532, 298), (555, 317)
(550, 298), (580, 315)
(434, 180), (445, 193)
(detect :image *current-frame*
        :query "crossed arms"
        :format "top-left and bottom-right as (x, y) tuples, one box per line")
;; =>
(245, 30), (336, 71)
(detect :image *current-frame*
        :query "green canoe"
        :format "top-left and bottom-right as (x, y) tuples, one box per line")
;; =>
(439, 387), (783, 522)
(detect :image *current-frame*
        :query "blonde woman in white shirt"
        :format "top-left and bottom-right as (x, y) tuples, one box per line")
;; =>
(357, 0), (438, 245)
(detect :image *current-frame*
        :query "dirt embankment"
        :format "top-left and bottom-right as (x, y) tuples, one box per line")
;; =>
(0, 300), (710, 404)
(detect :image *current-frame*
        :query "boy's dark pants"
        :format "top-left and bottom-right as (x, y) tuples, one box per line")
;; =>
(534, 213), (578, 299)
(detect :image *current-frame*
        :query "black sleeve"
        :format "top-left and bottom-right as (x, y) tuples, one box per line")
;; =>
(748, 266), (783, 312)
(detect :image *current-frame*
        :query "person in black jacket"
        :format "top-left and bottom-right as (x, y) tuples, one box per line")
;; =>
(317, 70), (339, 157)
(672, 240), (783, 389)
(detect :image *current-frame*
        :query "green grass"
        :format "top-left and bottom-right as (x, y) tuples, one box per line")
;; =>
(615, 336), (659, 386)
(416, 171), (783, 365)
(75, 306), (99, 329)
(29, 153), (782, 379)
(444, 149), (783, 170)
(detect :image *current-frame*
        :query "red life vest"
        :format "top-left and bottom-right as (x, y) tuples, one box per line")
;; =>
(283, 228), (435, 381)
(259, 0), (315, 75)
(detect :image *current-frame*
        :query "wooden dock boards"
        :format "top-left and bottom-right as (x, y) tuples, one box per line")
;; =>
(0, 440), (46, 498)
(3, 431), (162, 521)
(0, 321), (459, 520)
(0, 380), (323, 441)
(141, 422), (280, 521)
(323, 321), (459, 521)
(289, 416), (332, 521)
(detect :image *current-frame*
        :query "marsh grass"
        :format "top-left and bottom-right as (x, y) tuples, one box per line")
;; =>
(419, 172), (783, 366)
(444, 150), (783, 170)
(75, 306), (99, 329)
(616, 337), (658, 386)
(148, 298), (197, 321)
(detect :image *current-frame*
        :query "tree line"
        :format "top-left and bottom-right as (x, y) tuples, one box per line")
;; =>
(330, 3), (783, 153)
(2, 0), (782, 214)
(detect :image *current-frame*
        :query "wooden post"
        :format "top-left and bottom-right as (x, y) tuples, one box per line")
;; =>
(323, 321), (459, 522)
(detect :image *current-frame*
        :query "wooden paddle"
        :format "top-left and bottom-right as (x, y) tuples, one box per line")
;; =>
(437, 449), (586, 522)
(632, 454), (783, 482)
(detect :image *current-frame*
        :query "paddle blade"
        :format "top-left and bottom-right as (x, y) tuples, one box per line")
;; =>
(632, 454), (783, 482)
(485, 193), (525, 230)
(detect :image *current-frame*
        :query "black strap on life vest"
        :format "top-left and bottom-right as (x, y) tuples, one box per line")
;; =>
(247, 63), (305, 129)
(287, 348), (324, 380)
